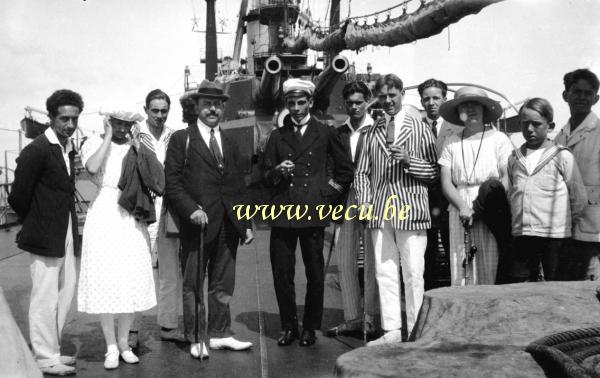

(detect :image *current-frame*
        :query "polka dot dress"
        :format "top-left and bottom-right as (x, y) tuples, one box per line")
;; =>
(77, 136), (157, 314)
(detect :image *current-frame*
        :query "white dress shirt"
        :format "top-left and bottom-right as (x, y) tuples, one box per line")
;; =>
(384, 109), (406, 141)
(197, 120), (223, 153)
(44, 127), (73, 175)
(291, 114), (311, 136)
(344, 115), (374, 160)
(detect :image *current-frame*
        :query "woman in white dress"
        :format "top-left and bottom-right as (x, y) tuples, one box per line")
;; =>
(77, 111), (157, 369)
(438, 87), (514, 286)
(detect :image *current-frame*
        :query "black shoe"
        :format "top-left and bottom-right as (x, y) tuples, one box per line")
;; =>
(299, 329), (316, 347)
(277, 329), (299, 346)
(326, 320), (362, 337)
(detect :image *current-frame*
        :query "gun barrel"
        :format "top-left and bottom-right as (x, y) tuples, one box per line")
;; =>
(256, 56), (283, 107)
(312, 54), (350, 113)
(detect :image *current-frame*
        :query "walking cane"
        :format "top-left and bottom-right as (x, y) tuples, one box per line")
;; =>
(194, 224), (205, 360)
(361, 221), (369, 345)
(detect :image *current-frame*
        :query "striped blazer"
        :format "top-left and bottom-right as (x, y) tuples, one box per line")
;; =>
(355, 111), (438, 230)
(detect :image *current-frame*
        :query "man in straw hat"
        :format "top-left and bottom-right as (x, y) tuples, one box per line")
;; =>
(9, 89), (84, 375)
(263, 78), (354, 346)
(355, 74), (438, 345)
(165, 80), (254, 359)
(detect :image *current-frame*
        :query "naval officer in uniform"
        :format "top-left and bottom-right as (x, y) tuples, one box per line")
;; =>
(263, 78), (354, 346)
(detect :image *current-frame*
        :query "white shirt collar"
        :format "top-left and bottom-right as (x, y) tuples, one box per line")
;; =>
(44, 127), (73, 153)
(140, 121), (170, 142)
(344, 114), (374, 133)
(384, 109), (405, 124)
(291, 113), (311, 127)
(197, 119), (220, 134)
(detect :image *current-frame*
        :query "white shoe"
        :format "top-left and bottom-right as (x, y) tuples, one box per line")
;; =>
(59, 355), (76, 366)
(209, 337), (253, 351)
(104, 346), (119, 370)
(366, 329), (403, 346)
(120, 349), (139, 364)
(190, 342), (209, 359)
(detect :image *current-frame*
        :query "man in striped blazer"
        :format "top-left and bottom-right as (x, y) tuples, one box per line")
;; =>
(355, 74), (438, 345)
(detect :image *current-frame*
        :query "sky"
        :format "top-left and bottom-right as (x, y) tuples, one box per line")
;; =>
(1, 0), (599, 180)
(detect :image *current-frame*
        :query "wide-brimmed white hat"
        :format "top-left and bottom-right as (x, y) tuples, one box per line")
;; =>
(439, 86), (502, 125)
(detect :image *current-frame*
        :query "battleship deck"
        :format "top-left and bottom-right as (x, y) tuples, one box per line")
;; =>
(0, 224), (365, 377)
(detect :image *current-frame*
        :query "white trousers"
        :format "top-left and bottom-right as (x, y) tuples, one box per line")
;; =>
(370, 221), (426, 334)
(131, 205), (182, 331)
(28, 217), (76, 368)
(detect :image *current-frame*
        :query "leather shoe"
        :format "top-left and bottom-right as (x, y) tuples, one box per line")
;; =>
(40, 364), (76, 376)
(326, 320), (362, 337)
(277, 329), (299, 346)
(299, 329), (316, 347)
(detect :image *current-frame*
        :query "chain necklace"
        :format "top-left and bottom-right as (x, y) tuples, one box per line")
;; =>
(460, 126), (486, 185)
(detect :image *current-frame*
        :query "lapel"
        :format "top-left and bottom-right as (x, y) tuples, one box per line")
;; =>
(220, 131), (233, 171)
(49, 142), (69, 177)
(338, 123), (352, 160)
(391, 112), (413, 148)
(188, 124), (219, 170)
(373, 118), (390, 157)
(280, 123), (298, 152)
(293, 119), (320, 160)
(564, 112), (599, 149)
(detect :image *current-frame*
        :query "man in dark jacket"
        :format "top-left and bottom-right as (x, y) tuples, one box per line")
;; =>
(263, 78), (354, 346)
(165, 80), (254, 359)
(8, 89), (83, 376)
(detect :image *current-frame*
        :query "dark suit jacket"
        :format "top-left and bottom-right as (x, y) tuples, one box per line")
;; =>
(263, 115), (354, 228)
(8, 133), (79, 258)
(165, 124), (251, 243)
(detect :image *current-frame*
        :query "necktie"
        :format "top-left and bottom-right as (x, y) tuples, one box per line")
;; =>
(209, 128), (224, 170)
(295, 125), (304, 141)
(354, 130), (366, 164)
(386, 116), (395, 146)
(432, 120), (438, 138)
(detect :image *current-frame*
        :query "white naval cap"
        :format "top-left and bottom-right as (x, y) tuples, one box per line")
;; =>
(282, 78), (315, 97)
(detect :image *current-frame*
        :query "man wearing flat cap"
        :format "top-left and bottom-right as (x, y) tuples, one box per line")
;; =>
(165, 80), (254, 359)
(263, 78), (354, 346)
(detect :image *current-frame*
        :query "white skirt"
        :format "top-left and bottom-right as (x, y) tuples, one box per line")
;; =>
(77, 187), (157, 314)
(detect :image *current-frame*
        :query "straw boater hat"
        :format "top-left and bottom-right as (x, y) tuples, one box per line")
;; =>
(283, 78), (315, 98)
(190, 79), (230, 101)
(439, 86), (502, 125)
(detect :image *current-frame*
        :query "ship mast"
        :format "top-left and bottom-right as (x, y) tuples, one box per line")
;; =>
(205, 0), (218, 80)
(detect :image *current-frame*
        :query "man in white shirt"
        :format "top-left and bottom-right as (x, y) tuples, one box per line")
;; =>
(129, 89), (185, 348)
(326, 81), (379, 339)
(9, 89), (84, 376)
(417, 79), (461, 290)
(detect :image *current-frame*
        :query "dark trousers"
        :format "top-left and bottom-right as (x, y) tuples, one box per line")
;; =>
(424, 211), (450, 290)
(558, 239), (600, 281)
(514, 236), (564, 281)
(181, 217), (239, 340)
(270, 227), (325, 331)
